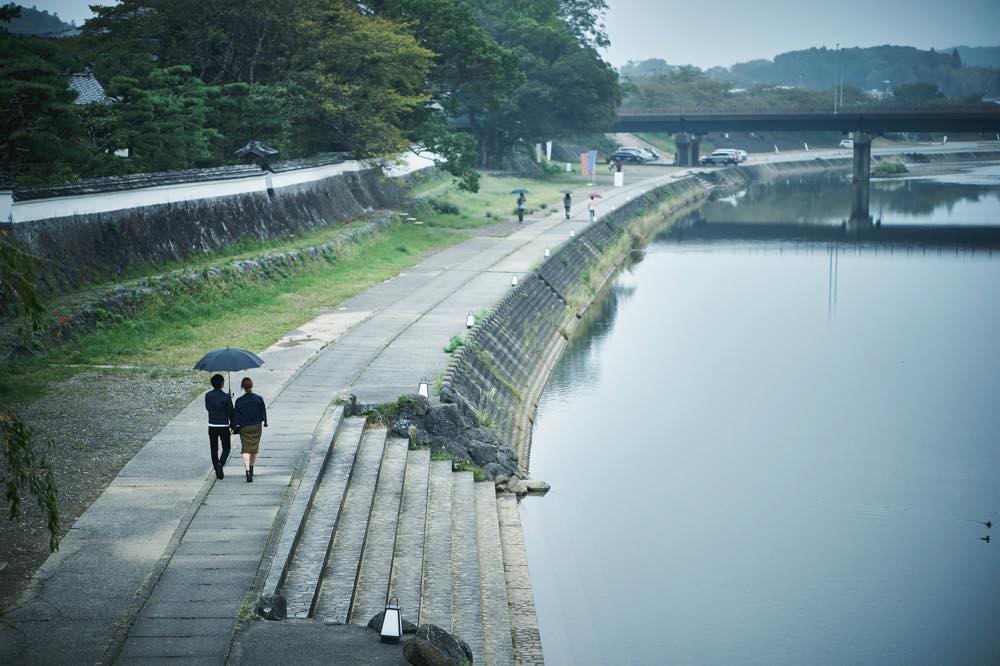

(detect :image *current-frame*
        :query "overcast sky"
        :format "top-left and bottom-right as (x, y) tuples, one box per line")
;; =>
(26, 0), (1000, 69)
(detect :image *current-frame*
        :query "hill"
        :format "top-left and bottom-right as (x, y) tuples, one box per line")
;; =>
(0, 4), (74, 35)
(945, 46), (1000, 69)
(699, 45), (1000, 99)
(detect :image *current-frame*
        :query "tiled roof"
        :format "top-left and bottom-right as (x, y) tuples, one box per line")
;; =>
(69, 71), (113, 106)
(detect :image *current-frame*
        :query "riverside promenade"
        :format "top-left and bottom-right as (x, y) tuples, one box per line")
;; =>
(0, 164), (681, 664)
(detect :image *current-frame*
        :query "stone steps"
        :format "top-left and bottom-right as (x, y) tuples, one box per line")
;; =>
(281, 414), (363, 619)
(272, 418), (542, 664)
(452, 472), (485, 663)
(476, 481), (514, 666)
(314, 426), (388, 623)
(387, 448), (431, 624)
(419, 459), (453, 629)
(348, 437), (408, 625)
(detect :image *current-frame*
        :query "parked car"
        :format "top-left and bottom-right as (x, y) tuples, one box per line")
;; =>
(839, 139), (854, 149)
(607, 149), (647, 164)
(700, 149), (740, 166)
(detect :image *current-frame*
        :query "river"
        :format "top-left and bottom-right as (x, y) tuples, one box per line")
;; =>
(520, 162), (1000, 665)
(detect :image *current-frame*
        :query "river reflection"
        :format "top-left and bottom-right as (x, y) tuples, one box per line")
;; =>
(521, 168), (1000, 665)
(701, 162), (1000, 226)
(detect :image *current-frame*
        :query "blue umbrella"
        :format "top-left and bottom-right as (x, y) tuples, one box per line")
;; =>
(510, 188), (529, 194)
(194, 347), (264, 393)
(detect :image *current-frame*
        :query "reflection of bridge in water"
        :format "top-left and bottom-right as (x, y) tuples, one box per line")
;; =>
(665, 212), (1000, 249)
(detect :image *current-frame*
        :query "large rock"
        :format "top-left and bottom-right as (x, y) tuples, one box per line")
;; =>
(255, 594), (287, 621)
(403, 624), (473, 666)
(367, 610), (418, 635)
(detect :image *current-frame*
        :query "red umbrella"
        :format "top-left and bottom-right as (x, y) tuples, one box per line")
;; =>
(589, 193), (603, 199)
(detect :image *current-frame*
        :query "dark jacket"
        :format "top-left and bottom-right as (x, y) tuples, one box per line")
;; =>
(233, 392), (268, 428)
(205, 388), (234, 427)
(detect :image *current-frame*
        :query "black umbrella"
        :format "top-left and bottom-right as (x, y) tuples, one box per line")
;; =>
(194, 347), (264, 394)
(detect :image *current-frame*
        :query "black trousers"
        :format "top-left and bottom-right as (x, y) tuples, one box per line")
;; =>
(208, 427), (231, 467)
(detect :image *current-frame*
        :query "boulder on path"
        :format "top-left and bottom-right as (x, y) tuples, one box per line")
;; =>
(367, 610), (418, 635)
(255, 594), (287, 621)
(403, 623), (473, 666)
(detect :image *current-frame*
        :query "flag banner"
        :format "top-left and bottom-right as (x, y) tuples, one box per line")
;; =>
(587, 150), (598, 177)
(580, 152), (590, 176)
(535, 143), (543, 163)
(545, 141), (552, 161)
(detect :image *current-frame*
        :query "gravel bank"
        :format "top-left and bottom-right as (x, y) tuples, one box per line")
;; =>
(0, 369), (203, 610)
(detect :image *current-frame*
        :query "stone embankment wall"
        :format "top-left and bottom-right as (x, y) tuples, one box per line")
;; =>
(440, 178), (709, 473)
(5, 157), (416, 294)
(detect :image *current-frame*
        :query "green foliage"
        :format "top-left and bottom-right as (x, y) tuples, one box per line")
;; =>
(453, 459), (487, 482)
(0, 32), (90, 183)
(429, 199), (460, 215)
(443, 334), (466, 354)
(872, 159), (908, 177)
(107, 66), (221, 171)
(1, 415), (59, 551)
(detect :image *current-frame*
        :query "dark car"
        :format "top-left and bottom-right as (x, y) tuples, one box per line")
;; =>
(606, 149), (647, 164)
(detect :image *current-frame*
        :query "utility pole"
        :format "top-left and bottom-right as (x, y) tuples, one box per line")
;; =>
(833, 43), (840, 114)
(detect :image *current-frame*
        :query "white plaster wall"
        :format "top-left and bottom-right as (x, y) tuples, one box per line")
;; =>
(12, 174), (268, 223)
(268, 160), (366, 189)
(8, 152), (432, 225)
(0, 190), (12, 223)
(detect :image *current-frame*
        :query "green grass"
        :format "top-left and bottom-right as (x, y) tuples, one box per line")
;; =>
(2, 170), (604, 406)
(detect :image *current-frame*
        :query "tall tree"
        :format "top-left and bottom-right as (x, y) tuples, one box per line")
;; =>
(0, 32), (90, 183)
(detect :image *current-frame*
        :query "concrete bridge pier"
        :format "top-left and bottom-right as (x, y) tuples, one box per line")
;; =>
(852, 132), (874, 182)
(674, 133), (691, 166)
(849, 180), (872, 227)
(690, 135), (702, 165)
(849, 132), (875, 225)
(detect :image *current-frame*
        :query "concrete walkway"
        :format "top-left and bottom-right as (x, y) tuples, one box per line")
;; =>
(0, 165), (680, 664)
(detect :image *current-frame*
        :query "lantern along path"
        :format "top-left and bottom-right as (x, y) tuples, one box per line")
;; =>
(0, 165), (684, 666)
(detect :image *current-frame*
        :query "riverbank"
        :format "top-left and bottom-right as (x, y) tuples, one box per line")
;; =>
(2, 144), (997, 664)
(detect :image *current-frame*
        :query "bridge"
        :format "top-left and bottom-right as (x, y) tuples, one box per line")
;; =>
(613, 108), (1000, 169)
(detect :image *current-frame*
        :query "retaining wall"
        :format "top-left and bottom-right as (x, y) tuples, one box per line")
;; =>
(440, 178), (709, 472)
(4, 154), (434, 294)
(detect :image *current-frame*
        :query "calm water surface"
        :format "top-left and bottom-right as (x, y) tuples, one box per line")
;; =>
(521, 165), (1000, 665)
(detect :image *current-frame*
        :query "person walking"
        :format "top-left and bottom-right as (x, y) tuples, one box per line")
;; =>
(233, 376), (267, 482)
(563, 192), (572, 219)
(204, 374), (234, 480)
(516, 193), (527, 223)
(587, 199), (596, 223)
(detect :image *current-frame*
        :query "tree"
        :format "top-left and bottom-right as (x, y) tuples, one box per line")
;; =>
(0, 232), (59, 552)
(559, 0), (609, 48)
(0, 32), (91, 183)
(893, 82), (945, 106)
(106, 66), (221, 172)
(465, 0), (621, 164)
(291, 2), (434, 157)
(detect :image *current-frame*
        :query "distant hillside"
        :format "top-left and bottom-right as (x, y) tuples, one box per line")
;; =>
(945, 46), (1000, 69)
(699, 45), (1000, 99)
(620, 58), (678, 79)
(1, 4), (74, 35)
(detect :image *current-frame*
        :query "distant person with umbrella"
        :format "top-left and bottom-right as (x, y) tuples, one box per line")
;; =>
(563, 191), (572, 219)
(194, 347), (265, 481)
(204, 374), (234, 479)
(233, 377), (268, 482)
(512, 188), (529, 223)
(587, 192), (602, 223)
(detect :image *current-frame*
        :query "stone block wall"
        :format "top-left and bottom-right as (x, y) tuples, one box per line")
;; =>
(8, 166), (409, 294)
(441, 178), (708, 473)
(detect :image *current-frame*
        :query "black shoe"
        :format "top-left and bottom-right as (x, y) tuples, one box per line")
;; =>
(214, 463), (224, 480)
(246, 470), (253, 483)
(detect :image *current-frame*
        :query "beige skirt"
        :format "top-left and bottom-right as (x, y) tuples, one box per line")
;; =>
(239, 424), (263, 454)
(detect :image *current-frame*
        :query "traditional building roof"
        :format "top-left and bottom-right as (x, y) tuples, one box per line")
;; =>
(69, 69), (113, 106)
(235, 140), (280, 160)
